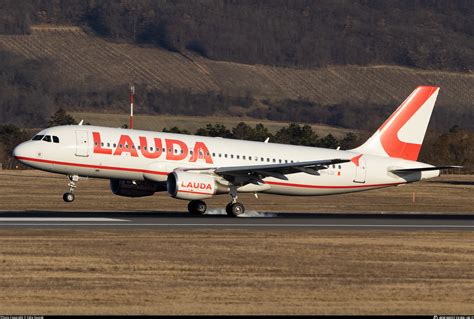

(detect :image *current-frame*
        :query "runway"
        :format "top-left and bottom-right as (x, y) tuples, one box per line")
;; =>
(0, 211), (473, 230)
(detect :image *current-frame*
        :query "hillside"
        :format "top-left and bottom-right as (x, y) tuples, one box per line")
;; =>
(1, 26), (473, 104)
(2, 1), (473, 71)
(0, 25), (473, 132)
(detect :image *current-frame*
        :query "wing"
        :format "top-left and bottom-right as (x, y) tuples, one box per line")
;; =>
(183, 158), (350, 186)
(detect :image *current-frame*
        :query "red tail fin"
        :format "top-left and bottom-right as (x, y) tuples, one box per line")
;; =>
(352, 86), (440, 161)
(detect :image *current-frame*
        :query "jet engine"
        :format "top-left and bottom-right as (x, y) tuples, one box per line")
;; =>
(110, 179), (164, 197)
(167, 171), (228, 200)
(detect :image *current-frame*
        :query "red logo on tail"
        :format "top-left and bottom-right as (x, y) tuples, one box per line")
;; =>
(378, 86), (438, 161)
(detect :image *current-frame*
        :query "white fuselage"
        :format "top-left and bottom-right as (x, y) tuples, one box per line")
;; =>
(13, 125), (439, 197)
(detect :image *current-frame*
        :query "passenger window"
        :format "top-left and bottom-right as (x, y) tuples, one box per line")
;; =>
(42, 135), (52, 142)
(219, 153), (221, 158)
(261, 157), (264, 162)
(236, 155), (240, 159)
(243, 155), (246, 160)
(267, 158), (270, 162)
(225, 154), (228, 158)
(338, 165), (341, 169)
(113, 143), (117, 148)
(101, 142), (104, 147)
(150, 147), (154, 151)
(107, 143), (110, 147)
(249, 156), (252, 160)
(137, 145), (140, 150)
(190, 150), (193, 155)
(53, 136), (59, 143)
(285, 160), (288, 163)
(231, 155), (234, 159)
(212, 153), (216, 157)
(273, 159), (276, 163)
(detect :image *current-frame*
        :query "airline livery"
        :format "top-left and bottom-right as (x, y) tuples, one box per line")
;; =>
(13, 86), (457, 216)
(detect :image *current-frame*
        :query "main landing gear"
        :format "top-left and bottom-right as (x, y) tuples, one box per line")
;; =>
(63, 175), (79, 203)
(225, 202), (245, 217)
(186, 186), (246, 217)
(225, 185), (246, 217)
(188, 200), (207, 215)
(186, 199), (246, 217)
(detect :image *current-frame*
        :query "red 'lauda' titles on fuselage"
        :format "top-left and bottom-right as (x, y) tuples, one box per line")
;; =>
(92, 132), (213, 163)
(114, 134), (138, 157)
(165, 139), (188, 161)
(139, 136), (162, 159)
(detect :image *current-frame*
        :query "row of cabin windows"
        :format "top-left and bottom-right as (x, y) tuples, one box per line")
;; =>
(32, 135), (60, 143)
(96, 141), (185, 154)
(96, 141), (295, 163)
(96, 141), (343, 169)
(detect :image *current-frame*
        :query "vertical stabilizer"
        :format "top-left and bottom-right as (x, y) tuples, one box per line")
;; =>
(351, 86), (439, 161)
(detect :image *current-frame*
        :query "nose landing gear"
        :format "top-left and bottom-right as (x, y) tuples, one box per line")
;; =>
(63, 175), (79, 203)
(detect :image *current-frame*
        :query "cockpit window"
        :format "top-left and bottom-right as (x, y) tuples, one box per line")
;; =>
(32, 135), (44, 141)
(42, 135), (52, 142)
(52, 136), (59, 143)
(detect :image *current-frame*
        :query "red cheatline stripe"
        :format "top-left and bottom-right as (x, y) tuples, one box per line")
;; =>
(265, 181), (402, 189)
(16, 156), (402, 190)
(177, 189), (214, 196)
(15, 156), (168, 176)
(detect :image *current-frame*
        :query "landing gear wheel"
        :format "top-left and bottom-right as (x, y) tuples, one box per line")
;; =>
(226, 202), (245, 217)
(188, 200), (207, 215)
(225, 202), (233, 215)
(63, 192), (75, 203)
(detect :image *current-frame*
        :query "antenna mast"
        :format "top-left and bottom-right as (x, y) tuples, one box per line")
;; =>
(129, 84), (135, 129)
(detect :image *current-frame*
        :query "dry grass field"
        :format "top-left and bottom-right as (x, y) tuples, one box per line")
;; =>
(0, 230), (473, 315)
(70, 112), (356, 139)
(0, 172), (473, 314)
(0, 171), (472, 213)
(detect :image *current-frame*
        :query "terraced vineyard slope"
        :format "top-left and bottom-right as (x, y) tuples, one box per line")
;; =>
(0, 25), (472, 111)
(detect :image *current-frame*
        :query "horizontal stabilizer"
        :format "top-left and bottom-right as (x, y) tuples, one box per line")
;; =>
(390, 166), (462, 174)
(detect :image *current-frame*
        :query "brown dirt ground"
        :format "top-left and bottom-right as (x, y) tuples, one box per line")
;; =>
(0, 171), (473, 314)
(0, 171), (472, 213)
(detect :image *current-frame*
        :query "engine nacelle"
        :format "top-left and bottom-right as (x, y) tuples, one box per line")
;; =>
(167, 171), (228, 200)
(110, 179), (162, 197)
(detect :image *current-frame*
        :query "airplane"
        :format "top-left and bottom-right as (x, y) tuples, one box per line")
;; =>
(12, 86), (458, 216)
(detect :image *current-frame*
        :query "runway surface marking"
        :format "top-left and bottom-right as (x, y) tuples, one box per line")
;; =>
(0, 223), (473, 229)
(0, 212), (472, 230)
(0, 218), (128, 222)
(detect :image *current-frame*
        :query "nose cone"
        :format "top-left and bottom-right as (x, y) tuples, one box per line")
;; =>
(13, 142), (28, 162)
